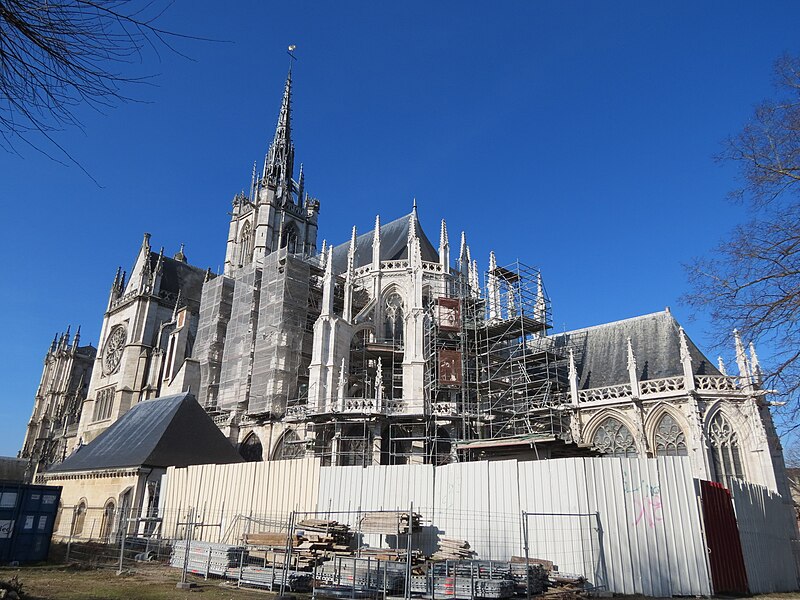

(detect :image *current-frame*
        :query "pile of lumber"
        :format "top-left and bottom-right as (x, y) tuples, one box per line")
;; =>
(243, 531), (297, 547)
(243, 520), (355, 571)
(358, 511), (422, 535)
(431, 538), (477, 561)
(295, 519), (353, 547)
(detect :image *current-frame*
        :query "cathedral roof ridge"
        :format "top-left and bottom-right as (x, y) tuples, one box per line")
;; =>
(327, 210), (438, 274)
(555, 309), (676, 336)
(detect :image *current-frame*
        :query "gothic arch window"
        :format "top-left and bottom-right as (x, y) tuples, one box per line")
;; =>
(281, 223), (299, 254)
(72, 500), (87, 537)
(100, 499), (115, 541)
(592, 416), (638, 458)
(272, 429), (306, 460)
(708, 412), (744, 486)
(653, 412), (688, 457)
(383, 292), (404, 344)
(340, 424), (372, 467)
(239, 221), (252, 265)
(239, 432), (263, 462)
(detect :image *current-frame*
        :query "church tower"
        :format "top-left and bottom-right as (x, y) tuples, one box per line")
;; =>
(224, 69), (320, 276)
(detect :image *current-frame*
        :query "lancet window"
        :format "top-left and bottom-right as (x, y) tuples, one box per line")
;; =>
(383, 292), (404, 344)
(282, 224), (299, 254)
(592, 416), (638, 458)
(238, 222), (252, 265)
(272, 429), (306, 460)
(708, 412), (744, 486)
(653, 413), (688, 457)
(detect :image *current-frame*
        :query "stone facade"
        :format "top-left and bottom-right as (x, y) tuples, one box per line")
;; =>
(21, 68), (790, 497)
(20, 328), (95, 476)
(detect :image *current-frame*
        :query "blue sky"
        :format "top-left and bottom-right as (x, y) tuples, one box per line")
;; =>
(1, 1), (799, 456)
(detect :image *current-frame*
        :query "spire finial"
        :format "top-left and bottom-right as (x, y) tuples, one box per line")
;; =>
(408, 210), (418, 243)
(412, 197), (417, 211)
(717, 356), (728, 376)
(534, 272), (547, 325)
(678, 326), (691, 362)
(626, 337), (637, 371)
(440, 219), (449, 248)
(172, 288), (182, 321)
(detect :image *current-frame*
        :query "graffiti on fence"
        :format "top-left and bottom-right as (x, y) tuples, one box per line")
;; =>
(623, 471), (663, 528)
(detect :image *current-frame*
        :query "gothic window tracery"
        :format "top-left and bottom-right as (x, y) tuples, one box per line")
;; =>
(272, 429), (306, 460)
(239, 432), (263, 462)
(383, 292), (404, 344)
(282, 224), (299, 254)
(592, 416), (638, 458)
(653, 413), (688, 457)
(238, 222), (252, 266)
(708, 412), (744, 486)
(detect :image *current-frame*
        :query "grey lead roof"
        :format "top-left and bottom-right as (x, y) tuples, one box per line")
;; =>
(148, 252), (208, 304)
(553, 310), (719, 390)
(329, 212), (439, 274)
(47, 392), (243, 473)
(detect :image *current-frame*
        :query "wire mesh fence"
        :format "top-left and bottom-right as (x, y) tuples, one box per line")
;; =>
(50, 503), (603, 598)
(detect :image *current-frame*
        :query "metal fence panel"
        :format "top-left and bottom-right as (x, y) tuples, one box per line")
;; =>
(730, 478), (799, 593)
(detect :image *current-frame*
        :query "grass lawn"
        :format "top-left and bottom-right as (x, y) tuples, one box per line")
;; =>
(0, 563), (281, 600)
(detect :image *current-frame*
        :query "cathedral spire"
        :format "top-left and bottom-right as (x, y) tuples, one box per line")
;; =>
(263, 68), (295, 198)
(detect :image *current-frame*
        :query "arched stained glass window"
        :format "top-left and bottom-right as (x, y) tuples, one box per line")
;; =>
(272, 429), (306, 460)
(592, 417), (638, 458)
(654, 413), (688, 457)
(708, 412), (744, 486)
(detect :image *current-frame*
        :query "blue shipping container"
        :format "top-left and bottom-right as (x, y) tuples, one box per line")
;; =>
(0, 482), (62, 563)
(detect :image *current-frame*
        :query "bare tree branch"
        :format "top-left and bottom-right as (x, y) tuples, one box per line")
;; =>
(0, 0), (216, 179)
(685, 54), (800, 426)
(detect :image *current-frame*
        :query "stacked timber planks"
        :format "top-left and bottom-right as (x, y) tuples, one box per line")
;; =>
(358, 511), (422, 535)
(431, 538), (477, 561)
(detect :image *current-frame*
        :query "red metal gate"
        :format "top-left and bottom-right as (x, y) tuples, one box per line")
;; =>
(699, 480), (749, 594)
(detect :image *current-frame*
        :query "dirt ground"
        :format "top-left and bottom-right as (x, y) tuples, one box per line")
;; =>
(0, 563), (279, 600)
(5, 564), (800, 600)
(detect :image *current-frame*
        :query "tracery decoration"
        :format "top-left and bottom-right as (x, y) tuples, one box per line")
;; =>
(653, 413), (688, 457)
(272, 429), (306, 460)
(708, 412), (744, 486)
(592, 416), (638, 458)
(383, 292), (404, 343)
(102, 326), (126, 375)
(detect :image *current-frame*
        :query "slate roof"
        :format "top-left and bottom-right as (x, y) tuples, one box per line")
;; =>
(329, 212), (439, 274)
(553, 310), (719, 390)
(148, 253), (208, 303)
(47, 392), (243, 473)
